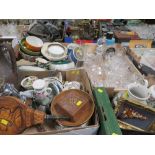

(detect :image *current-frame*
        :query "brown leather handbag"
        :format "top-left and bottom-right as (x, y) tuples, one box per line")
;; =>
(0, 96), (45, 135)
(0, 44), (18, 88)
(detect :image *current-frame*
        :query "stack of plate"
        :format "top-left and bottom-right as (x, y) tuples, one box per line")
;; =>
(41, 42), (67, 61)
(19, 36), (43, 62)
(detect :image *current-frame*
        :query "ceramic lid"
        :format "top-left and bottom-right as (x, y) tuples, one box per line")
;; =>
(32, 79), (46, 90)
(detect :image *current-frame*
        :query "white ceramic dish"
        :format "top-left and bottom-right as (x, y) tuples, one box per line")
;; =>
(41, 42), (67, 61)
(18, 66), (47, 72)
(21, 76), (38, 90)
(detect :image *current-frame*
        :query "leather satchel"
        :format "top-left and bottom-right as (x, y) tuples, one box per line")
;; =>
(0, 44), (18, 88)
(0, 96), (45, 135)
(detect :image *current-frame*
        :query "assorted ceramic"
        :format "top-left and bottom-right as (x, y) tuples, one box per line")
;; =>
(19, 38), (41, 56)
(41, 42), (67, 61)
(32, 79), (53, 106)
(25, 36), (43, 52)
(18, 65), (47, 72)
(43, 77), (63, 95)
(21, 76), (38, 90)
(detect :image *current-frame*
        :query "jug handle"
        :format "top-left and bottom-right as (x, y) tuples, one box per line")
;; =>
(1, 44), (17, 74)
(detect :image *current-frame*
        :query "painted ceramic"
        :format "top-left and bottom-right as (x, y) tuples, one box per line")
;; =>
(21, 76), (38, 90)
(32, 79), (53, 106)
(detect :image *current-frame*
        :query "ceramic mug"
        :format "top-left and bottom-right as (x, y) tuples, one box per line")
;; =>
(127, 82), (150, 104)
(32, 79), (53, 106)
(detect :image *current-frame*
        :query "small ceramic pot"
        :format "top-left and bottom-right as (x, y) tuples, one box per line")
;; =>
(32, 79), (53, 106)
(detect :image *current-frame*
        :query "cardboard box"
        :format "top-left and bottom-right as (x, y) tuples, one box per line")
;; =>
(127, 48), (155, 76)
(83, 43), (144, 97)
(129, 40), (152, 48)
(18, 69), (99, 135)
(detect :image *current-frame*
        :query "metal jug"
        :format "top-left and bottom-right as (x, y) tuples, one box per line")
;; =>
(0, 44), (17, 88)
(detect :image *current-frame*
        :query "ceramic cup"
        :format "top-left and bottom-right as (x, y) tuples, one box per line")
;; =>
(127, 83), (150, 104)
(32, 79), (53, 106)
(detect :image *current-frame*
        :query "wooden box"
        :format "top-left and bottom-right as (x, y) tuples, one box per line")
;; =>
(115, 98), (155, 134)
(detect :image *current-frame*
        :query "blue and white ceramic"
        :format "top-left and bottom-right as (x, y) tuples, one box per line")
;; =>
(68, 46), (84, 64)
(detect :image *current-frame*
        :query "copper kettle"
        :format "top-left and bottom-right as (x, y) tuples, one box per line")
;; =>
(0, 44), (17, 88)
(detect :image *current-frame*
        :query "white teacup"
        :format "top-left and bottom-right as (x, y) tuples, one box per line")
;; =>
(127, 83), (150, 104)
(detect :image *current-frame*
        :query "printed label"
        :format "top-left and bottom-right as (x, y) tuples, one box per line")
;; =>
(97, 88), (103, 93)
(0, 119), (9, 126)
(76, 101), (82, 106)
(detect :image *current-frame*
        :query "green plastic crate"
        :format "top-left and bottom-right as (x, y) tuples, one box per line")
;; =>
(93, 87), (122, 135)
